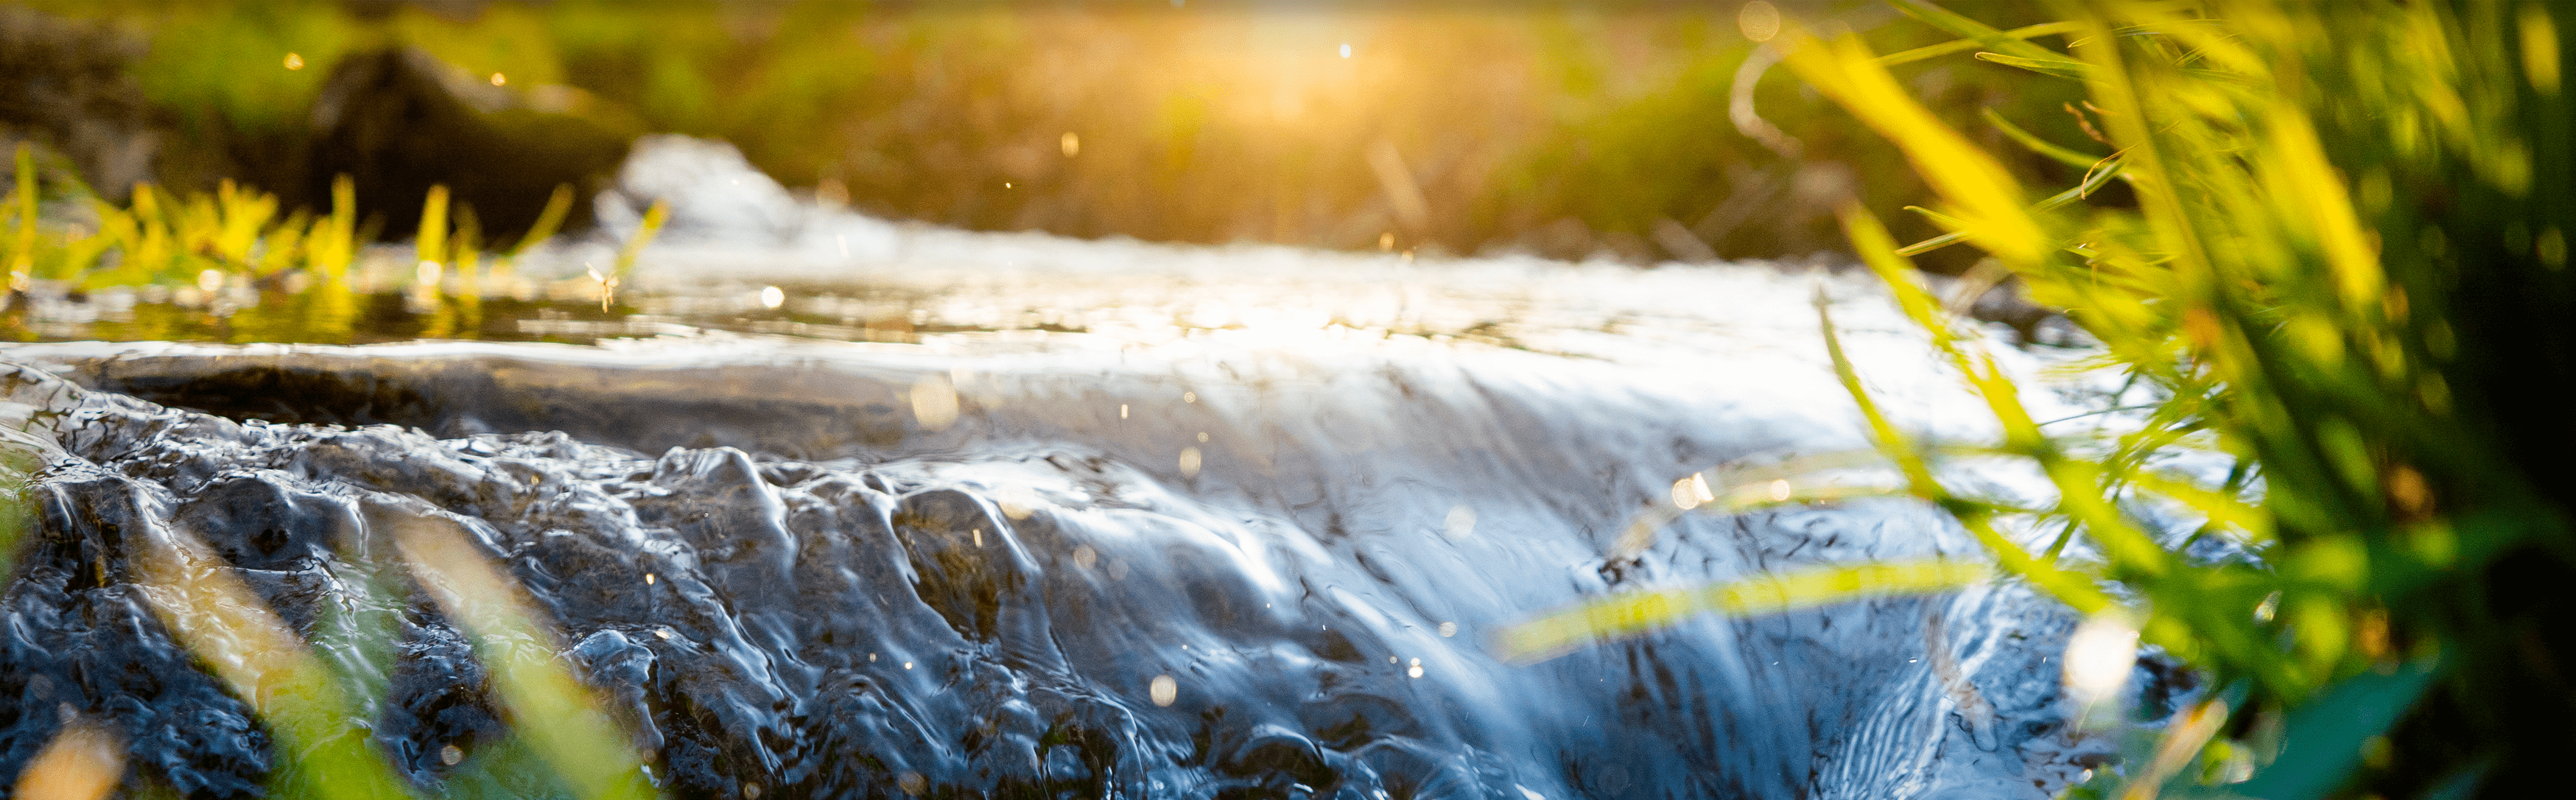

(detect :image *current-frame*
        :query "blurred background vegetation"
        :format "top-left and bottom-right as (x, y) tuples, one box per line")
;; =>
(3, 0), (2094, 271)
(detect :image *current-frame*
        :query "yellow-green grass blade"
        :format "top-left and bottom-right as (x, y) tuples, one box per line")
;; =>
(2253, 103), (2387, 319)
(1783, 26), (2048, 267)
(314, 175), (360, 282)
(394, 519), (654, 800)
(1494, 559), (1996, 663)
(10, 144), (35, 282)
(2127, 469), (2275, 544)
(1889, 0), (2088, 70)
(611, 200), (670, 283)
(134, 530), (413, 800)
(510, 184), (577, 257)
(1981, 107), (2106, 169)
(415, 185), (451, 272)
(1833, 206), (2130, 604)
(1973, 52), (2094, 80)
(1874, 21), (2081, 67)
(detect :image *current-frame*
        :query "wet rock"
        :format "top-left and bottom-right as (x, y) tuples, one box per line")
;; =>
(600, 136), (807, 244)
(0, 343), (2119, 799)
(308, 47), (636, 245)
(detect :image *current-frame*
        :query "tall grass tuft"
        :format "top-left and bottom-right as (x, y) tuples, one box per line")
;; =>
(1509, 2), (2569, 797)
(1, 145), (368, 293)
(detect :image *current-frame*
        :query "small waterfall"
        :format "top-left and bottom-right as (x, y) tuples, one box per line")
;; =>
(0, 138), (2158, 799)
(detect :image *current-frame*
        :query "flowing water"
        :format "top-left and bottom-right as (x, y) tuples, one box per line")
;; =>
(0, 138), (2169, 799)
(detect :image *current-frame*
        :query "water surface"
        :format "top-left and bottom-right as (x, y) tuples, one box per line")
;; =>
(0, 138), (2147, 800)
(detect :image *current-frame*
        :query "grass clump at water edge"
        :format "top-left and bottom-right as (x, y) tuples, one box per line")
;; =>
(1504, 2), (2572, 799)
(0, 148), (671, 343)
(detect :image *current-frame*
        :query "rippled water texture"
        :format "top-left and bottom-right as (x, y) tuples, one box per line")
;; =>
(0, 140), (2157, 800)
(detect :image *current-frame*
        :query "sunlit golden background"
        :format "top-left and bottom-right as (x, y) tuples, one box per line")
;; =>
(3, 0), (2088, 270)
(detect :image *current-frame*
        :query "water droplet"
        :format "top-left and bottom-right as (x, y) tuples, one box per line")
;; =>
(1182, 391), (1197, 403)
(489, 72), (506, 86)
(441, 744), (463, 765)
(284, 52), (305, 70)
(1060, 131), (1081, 157)
(911, 375), (959, 431)
(1671, 478), (1702, 510)
(759, 286), (785, 309)
(1120, 404), (1129, 418)
(644, 573), (656, 585)
(1438, 622), (1457, 637)
(1072, 545), (1098, 569)
(1340, 42), (1352, 58)
(1407, 664), (1424, 678)
(1738, 1), (1782, 42)
(1150, 675), (1178, 706)
(1196, 432), (1209, 443)
(904, 662), (913, 670)
(1444, 505), (1477, 538)
(1769, 480), (1792, 502)
(898, 771), (927, 796)
(2063, 615), (2140, 707)
(742, 782), (759, 799)
(1178, 447), (1202, 477)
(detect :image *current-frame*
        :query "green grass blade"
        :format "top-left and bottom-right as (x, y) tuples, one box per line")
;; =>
(1893, 231), (1970, 257)
(611, 199), (669, 283)
(10, 144), (35, 281)
(1888, 0), (2088, 69)
(509, 183), (577, 257)
(1782, 26), (2048, 265)
(1981, 108), (2105, 169)
(415, 185), (450, 270)
(1494, 559), (1994, 662)
(2230, 661), (2440, 800)
(2128, 469), (2275, 544)
(135, 532), (414, 800)
(1973, 51), (2094, 80)
(395, 519), (655, 800)
(1875, 21), (2080, 67)
(1833, 206), (2120, 608)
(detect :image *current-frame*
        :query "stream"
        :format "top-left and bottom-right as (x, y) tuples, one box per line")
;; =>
(0, 138), (2167, 800)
